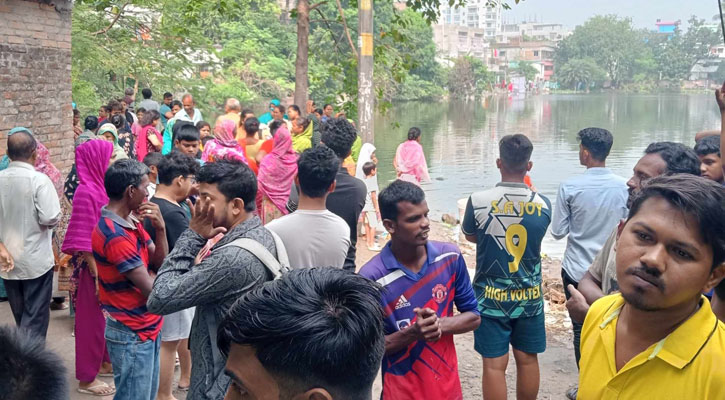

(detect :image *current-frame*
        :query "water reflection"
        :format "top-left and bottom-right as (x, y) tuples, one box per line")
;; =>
(373, 93), (720, 258)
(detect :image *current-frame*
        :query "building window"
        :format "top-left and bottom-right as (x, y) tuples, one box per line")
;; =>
(500, 50), (506, 57)
(533, 50), (539, 57)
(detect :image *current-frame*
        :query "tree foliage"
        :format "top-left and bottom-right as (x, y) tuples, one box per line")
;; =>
(72, 0), (451, 118)
(447, 56), (493, 97)
(555, 15), (723, 88)
(555, 58), (607, 90)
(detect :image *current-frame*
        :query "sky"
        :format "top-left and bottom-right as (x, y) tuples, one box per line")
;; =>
(502, 0), (718, 29)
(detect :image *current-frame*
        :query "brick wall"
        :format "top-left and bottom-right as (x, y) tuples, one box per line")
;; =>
(0, 0), (73, 172)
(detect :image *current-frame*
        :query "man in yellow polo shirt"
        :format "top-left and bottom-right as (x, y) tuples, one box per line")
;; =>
(576, 174), (725, 399)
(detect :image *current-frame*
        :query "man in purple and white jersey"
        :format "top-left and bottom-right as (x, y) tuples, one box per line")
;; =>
(359, 180), (480, 400)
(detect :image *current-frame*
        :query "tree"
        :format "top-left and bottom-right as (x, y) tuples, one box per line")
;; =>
(554, 15), (644, 87)
(447, 56), (493, 97)
(555, 58), (607, 90)
(511, 61), (538, 82)
(294, 0), (310, 113)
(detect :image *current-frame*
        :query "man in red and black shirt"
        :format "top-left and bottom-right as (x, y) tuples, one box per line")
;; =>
(92, 159), (168, 400)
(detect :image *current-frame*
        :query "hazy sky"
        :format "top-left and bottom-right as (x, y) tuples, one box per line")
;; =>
(503, 0), (718, 29)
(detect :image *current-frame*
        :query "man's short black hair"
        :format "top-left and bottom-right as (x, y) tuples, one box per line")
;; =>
(84, 116), (99, 131)
(297, 146), (340, 198)
(163, 92), (173, 99)
(157, 151), (199, 185)
(171, 100), (183, 109)
(217, 267), (384, 400)
(499, 134), (533, 174)
(694, 135), (721, 158)
(275, 104), (286, 115)
(197, 159), (256, 212)
(7, 130), (37, 161)
(142, 88), (152, 99)
(107, 99), (123, 112)
(241, 108), (254, 119)
(288, 104), (301, 115)
(629, 174), (725, 270)
(142, 152), (163, 168)
(195, 121), (210, 131)
(363, 161), (376, 176)
(104, 159), (149, 201)
(408, 127), (421, 141)
(315, 108), (323, 115)
(645, 142), (701, 175)
(0, 325), (68, 400)
(323, 103), (332, 109)
(175, 124), (200, 143)
(379, 180), (425, 221)
(321, 118), (357, 159)
(244, 117), (260, 136)
(577, 127), (613, 161)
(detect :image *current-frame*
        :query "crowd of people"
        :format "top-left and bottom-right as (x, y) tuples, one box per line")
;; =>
(2, 84), (725, 400)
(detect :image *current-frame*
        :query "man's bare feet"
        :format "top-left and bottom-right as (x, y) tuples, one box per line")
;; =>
(78, 379), (115, 396)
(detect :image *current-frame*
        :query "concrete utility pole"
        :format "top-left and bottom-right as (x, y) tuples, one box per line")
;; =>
(358, 0), (374, 144)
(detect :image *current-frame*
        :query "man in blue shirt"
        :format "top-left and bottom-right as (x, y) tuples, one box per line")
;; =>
(550, 127), (628, 369)
(159, 92), (174, 128)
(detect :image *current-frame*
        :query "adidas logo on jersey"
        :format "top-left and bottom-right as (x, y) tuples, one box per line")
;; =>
(395, 295), (411, 310)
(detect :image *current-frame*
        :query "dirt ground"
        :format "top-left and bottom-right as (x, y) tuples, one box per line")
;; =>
(0, 220), (579, 400)
(356, 220), (580, 399)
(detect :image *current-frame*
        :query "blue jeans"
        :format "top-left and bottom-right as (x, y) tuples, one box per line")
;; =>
(105, 317), (161, 400)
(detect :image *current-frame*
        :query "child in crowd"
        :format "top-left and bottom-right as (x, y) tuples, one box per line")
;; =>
(196, 121), (212, 150)
(362, 161), (381, 251)
(143, 152), (163, 199)
(694, 135), (724, 184)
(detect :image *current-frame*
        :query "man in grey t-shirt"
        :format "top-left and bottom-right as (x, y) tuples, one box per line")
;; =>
(267, 146), (351, 269)
(138, 88), (160, 112)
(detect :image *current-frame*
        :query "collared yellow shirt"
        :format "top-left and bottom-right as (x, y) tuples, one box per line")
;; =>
(578, 294), (725, 399)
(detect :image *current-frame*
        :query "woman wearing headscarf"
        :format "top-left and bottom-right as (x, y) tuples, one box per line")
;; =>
(61, 140), (116, 396)
(98, 123), (128, 163)
(256, 124), (298, 224)
(258, 99), (281, 125)
(355, 142), (377, 180)
(394, 126), (431, 184)
(290, 116), (313, 153)
(109, 114), (136, 159)
(135, 109), (163, 162)
(201, 119), (258, 173)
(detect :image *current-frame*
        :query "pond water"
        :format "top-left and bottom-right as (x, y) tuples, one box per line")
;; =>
(372, 93), (720, 258)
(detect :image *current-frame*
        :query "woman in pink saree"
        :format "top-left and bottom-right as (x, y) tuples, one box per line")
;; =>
(61, 140), (115, 396)
(394, 127), (430, 184)
(202, 119), (249, 165)
(256, 124), (298, 224)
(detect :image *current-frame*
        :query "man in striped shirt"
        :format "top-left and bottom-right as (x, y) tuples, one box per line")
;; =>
(93, 159), (168, 400)
(359, 180), (480, 400)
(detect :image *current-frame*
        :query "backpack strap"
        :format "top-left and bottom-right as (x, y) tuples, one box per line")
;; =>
(219, 232), (290, 279)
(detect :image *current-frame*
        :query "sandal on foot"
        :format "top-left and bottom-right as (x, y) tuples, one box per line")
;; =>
(77, 382), (116, 396)
(98, 372), (113, 377)
(178, 385), (190, 392)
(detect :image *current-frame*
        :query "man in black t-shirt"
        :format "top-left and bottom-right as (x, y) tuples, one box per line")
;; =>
(321, 118), (367, 271)
(143, 151), (199, 399)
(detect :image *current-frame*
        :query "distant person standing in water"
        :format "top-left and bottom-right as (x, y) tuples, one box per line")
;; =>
(394, 127), (430, 185)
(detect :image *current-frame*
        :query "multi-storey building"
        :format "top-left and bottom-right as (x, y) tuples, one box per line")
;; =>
(438, 0), (503, 40)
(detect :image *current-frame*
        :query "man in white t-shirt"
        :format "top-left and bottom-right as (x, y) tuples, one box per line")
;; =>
(266, 146), (350, 269)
